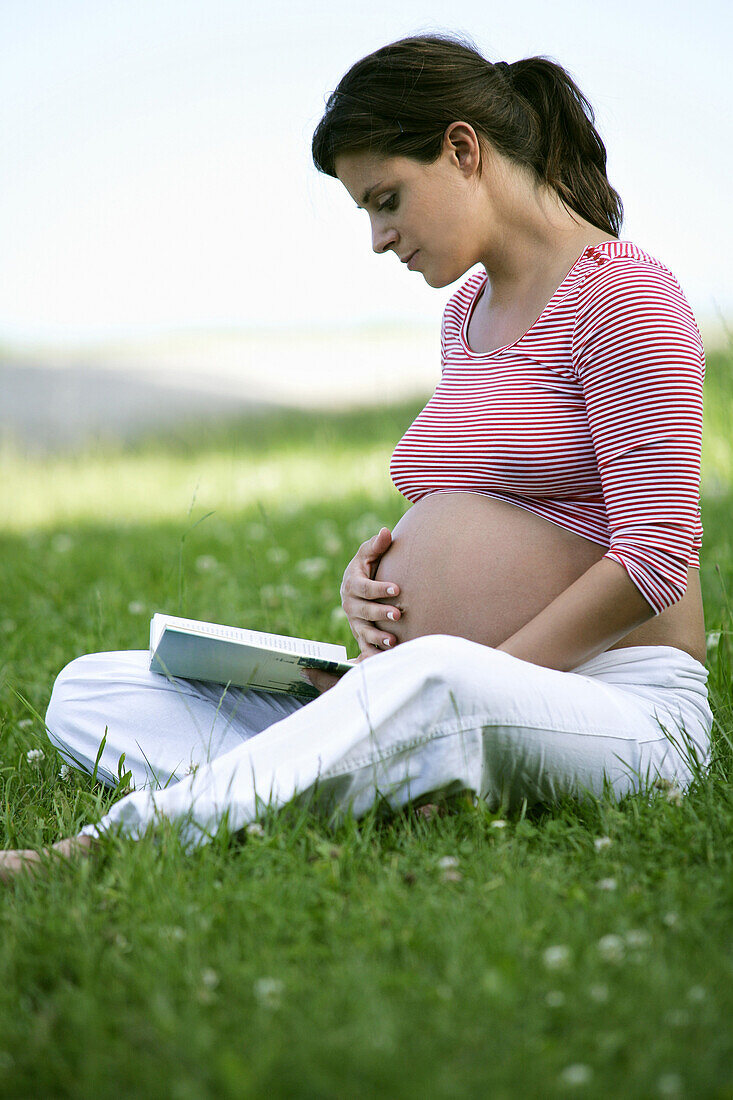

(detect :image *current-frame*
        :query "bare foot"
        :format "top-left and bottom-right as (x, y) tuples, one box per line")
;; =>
(0, 834), (98, 884)
(0, 849), (43, 882)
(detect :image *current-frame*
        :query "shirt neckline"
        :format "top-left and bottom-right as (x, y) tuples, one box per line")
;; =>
(459, 240), (619, 358)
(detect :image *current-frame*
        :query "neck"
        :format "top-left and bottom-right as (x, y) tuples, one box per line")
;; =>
(475, 152), (616, 305)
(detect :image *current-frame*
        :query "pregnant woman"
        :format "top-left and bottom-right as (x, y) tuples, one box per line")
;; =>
(1, 34), (712, 877)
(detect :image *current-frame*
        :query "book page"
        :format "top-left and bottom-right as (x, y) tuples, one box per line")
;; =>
(150, 613), (347, 662)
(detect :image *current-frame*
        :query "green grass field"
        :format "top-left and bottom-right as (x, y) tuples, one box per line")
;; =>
(0, 349), (731, 1098)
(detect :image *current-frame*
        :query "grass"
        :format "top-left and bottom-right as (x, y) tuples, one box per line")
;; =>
(0, 350), (732, 1098)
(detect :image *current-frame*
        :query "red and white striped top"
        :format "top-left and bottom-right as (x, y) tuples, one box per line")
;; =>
(390, 241), (705, 614)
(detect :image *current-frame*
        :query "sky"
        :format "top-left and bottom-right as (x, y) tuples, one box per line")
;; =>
(1, 0), (731, 346)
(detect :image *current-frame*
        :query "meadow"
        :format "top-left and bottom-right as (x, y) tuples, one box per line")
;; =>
(0, 347), (731, 1098)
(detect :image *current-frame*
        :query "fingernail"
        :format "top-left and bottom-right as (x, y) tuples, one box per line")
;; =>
(383, 638), (392, 647)
(387, 587), (397, 595)
(387, 611), (396, 621)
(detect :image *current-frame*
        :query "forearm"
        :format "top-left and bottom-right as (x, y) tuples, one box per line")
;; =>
(495, 557), (656, 672)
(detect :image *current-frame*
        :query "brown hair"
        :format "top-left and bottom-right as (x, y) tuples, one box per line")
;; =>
(312, 33), (623, 237)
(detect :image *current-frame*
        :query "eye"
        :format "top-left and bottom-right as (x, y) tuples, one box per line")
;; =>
(377, 195), (397, 212)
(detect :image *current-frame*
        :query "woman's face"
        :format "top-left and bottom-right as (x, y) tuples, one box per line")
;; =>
(335, 131), (487, 288)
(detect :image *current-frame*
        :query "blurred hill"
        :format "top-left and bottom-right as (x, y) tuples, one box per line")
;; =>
(0, 313), (728, 453)
(0, 324), (438, 453)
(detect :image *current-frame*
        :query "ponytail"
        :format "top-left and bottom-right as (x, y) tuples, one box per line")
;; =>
(508, 57), (623, 236)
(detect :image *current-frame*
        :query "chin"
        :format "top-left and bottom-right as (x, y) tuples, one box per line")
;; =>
(429, 273), (465, 289)
(424, 261), (477, 289)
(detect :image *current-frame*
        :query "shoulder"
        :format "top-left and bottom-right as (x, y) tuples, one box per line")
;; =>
(576, 241), (696, 318)
(573, 241), (703, 351)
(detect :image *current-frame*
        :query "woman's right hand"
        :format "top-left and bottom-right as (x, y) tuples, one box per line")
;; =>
(340, 527), (401, 656)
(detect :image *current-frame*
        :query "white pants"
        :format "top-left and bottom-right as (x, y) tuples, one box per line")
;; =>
(44, 637), (713, 852)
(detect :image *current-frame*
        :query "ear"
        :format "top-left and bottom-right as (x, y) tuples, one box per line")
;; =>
(442, 122), (483, 176)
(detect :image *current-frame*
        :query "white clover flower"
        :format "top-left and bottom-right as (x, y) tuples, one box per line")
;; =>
(442, 869), (463, 883)
(195, 555), (218, 573)
(260, 584), (277, 603)
(546, 990), (565, 1008)
(625, 929), (651, 949)
(657, 1072), (683, 1098)
(348, 514), (382, 541)
(51, 533), (73, 553)
(296, 557), (328, 578)
(277, 584), (299, 601)
(653, 777), (684, 805)
(323, 537), (343, 555)
(706, 631), (721, 652)
(266, 547), (288, 565)
(437, 856), (459, 869)
(330, 606), (348, 623)
(481, 968), (502, 994)
(559, 1064), (592, 1087)
(201, 968), (219, 990)
(254, 977), (283, 1009)
(662, 911), (679, 928)
(490, 819), (508, 829)
(315, 520), (339, 539)
(543, 945), (571, 970)
(687, 985), (706, 1003)
(26, 748), (45, 765)
(596, 877), (617, 891)
(597, 934), (625, 963)
(0, 619), (16, 634)
(246, 822), (265, 837)
(128, 600), (146, 615)
(247, 523), (267, 541)
(59, 763), (72, 781)
(588, 983), (609, 1003)
(158, 926), (185, 942)
(594, 836), (612, 852)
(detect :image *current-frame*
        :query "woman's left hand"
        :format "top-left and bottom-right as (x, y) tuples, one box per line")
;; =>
(302, 654), (368, 695)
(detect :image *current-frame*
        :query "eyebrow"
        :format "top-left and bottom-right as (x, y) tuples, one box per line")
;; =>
(356, 180), (384, 209)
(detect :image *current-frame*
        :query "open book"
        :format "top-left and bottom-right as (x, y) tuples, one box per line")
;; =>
(149, 613), (353, 700)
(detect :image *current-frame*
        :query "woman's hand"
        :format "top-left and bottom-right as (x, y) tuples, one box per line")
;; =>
(301, 654), (367, 695)
(340, 527), (402, 656)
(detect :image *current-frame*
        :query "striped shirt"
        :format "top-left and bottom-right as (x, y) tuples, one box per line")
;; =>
(390, 240), (705, 614)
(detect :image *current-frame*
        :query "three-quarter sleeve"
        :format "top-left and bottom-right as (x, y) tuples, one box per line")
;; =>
(571, 257), (704, 613)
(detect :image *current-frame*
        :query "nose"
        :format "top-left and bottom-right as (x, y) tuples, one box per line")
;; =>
(371, 220), (398, 255)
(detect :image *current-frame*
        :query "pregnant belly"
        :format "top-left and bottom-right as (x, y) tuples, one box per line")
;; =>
(372, 492), (606, 647)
